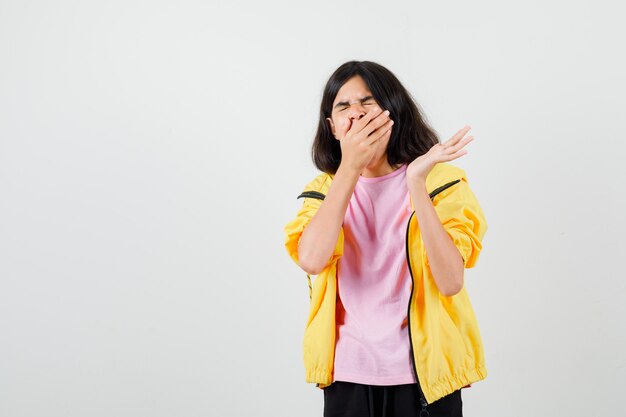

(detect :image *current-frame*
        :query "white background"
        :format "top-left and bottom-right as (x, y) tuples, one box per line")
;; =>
(1, 1), (624, 416)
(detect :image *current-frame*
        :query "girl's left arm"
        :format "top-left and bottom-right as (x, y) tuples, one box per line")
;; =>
(405, 125), (476, 296)
(408, 180), (464, 296)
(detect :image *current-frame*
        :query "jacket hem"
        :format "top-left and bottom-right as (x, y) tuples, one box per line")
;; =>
(424, 365), (487, 404)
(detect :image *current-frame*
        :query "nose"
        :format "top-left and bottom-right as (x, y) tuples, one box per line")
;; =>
(347, 103), (366, 120)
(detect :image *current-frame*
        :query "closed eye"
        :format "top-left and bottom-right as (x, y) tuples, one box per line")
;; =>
(334, 101), (350, 111)
(361, 96), (377, 105)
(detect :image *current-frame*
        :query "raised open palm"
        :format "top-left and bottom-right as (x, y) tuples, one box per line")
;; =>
(406, 125), (474, 181)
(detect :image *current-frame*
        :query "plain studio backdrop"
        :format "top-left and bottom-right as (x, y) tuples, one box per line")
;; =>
(1, 1), (624, 416)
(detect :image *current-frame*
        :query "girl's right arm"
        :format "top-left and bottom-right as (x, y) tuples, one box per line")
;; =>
(296, 165), (360, 275)
(296, 109), (392, 275)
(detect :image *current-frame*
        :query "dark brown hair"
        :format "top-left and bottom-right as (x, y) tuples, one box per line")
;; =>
(312, 61), (440, 174)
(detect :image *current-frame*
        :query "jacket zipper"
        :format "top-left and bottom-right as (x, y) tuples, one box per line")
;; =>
(428, 179), (460, 199)
(405, 179), (462, 416)
(297, 190), (326, 200)
(405, 210), (430, 416)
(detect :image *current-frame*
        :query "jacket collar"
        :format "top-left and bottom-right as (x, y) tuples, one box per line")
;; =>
(299, 163), (467, 205)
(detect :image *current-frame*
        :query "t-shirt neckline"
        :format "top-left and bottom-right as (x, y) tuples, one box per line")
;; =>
(358, 164), (407, 183)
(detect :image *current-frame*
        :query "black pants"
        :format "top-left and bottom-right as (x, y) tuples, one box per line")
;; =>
(323, 381), (462, 417)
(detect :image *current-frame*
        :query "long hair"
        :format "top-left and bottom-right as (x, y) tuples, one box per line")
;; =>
(312, 61), (440, 174)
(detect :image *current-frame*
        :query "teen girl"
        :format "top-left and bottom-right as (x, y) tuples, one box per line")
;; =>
(284, 61), (488, 417)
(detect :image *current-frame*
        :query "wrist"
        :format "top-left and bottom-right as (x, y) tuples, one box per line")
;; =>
(337, 163), (362, 180)
(406, 172), (427, 187)
(407, 177), (429, 200)
(406, 159), (434, 183)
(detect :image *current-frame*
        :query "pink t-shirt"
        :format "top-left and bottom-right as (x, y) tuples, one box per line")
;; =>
(333, 163), (417, 385)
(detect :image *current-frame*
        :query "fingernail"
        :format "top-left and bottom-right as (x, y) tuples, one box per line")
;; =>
(384, 110), (390, 116)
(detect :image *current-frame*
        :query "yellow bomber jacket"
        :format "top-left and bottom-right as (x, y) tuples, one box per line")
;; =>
(283, 162), (488, 404)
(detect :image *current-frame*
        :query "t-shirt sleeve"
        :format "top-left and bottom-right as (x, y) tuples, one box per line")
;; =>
(432, 178), (488, 269)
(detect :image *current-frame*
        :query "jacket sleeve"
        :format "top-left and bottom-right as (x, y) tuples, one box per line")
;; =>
(432, 177), (488, 269)
(283, 194), (344, 270)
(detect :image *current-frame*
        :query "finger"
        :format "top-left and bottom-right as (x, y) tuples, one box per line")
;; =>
(367, 125), (392, 147)
(362, 111), (392, 138)
(350, 107), (385, 134)
(443, 125), (471, 147)
(361, 110), (390, 137)
(441, 149), (469, 162)
(378, 125), (393, 147)
(366, 120), (393, 145)
(445, 135), (474, 153)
